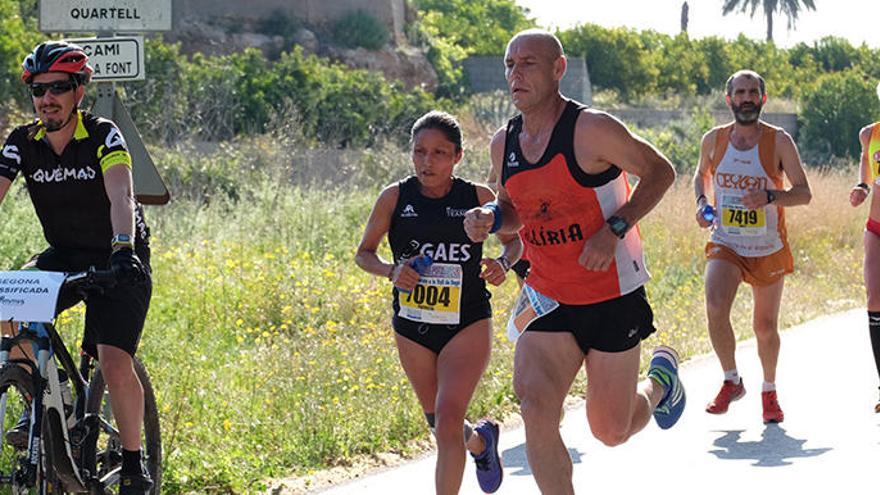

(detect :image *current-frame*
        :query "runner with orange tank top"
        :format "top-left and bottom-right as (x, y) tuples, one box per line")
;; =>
(464, 29), (684, 495)
(849, 81), (880, 413)
(694, 70), (812, 424)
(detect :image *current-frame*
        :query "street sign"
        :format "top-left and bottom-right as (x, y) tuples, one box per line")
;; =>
(66, 36), (144, 82)
(39, 0), (172, 32)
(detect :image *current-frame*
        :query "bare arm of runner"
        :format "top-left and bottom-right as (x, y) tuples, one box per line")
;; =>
(103, 164), (137, 239)
(693, 129), (717, 228)
(474, 184), (523, 286)
(851, 124), (874, 207)
(464, 128), (522, 241)
(574, 110), (676, 272)
(355, 184), (420, 292)
(741, 129), (811, 209)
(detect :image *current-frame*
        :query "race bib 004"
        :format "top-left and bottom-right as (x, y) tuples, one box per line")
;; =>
(397, 263), (462, 325)
(720, 194), (766, 237)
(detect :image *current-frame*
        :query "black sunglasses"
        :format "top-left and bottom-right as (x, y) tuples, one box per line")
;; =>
(29, 80), (77, 98)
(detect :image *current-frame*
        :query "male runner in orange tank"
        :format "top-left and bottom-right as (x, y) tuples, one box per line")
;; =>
(465, 30), (683, 495)
(694, 70), (811, 424)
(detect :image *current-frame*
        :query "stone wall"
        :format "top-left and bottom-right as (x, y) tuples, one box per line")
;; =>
(463, 56), (593, 104)
(175, 0), (406, 43)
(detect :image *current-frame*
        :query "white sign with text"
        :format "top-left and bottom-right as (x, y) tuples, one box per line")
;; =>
(39, 0), (172, 32)
(67, 36), (145, 81)
(0, 271), (65, 323)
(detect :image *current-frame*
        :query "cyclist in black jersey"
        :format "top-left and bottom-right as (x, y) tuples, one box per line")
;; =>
(0, 41), (153, 494)
(356, 111), (521, 494)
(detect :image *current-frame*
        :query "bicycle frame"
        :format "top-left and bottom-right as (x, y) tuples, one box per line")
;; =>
(0, 267), (158, 494)
(0, 320), (92, 491)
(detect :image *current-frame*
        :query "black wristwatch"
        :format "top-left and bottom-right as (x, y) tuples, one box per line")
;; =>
(765, 189), (776, 205)
(606, 216), (629, 239)
(856, 182), (870, 192)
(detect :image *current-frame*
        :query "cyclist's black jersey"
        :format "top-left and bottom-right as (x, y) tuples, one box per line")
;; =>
(0, 111), (150, 253)
(388, 176), (489, 321)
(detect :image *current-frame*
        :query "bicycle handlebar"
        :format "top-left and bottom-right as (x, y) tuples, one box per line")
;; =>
(61, 267), (118, 295)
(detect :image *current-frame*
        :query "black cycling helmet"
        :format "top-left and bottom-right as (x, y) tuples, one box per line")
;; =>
(21, 41), (93, 85)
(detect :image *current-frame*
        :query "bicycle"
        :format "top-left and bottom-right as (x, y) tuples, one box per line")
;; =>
(0, 268), (161, 494)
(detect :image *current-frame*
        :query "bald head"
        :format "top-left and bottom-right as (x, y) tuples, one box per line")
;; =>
(507, 29), (564, 62)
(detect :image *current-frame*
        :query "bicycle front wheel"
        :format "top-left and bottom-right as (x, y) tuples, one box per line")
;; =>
(84, 358), (161, 494)
(0, 363), (58, 495)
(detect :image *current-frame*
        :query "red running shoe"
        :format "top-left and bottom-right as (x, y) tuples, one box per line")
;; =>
(706, 379), (745, 414)
(762, 390), (785, 423)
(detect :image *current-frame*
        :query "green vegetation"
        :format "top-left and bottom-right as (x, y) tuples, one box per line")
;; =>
(0, 1), (877, 492)
(634, 107), (716, 174)
(1, 140), (863, 493)
(2, 1), (879, 158)
(120, 43), (437, 146)
(415, 0), (535, 56)
(332, 10), (389, 50)
(558, 25), (880, 158)
(0, 0), (41, 103)
(800, 70), (879, 159)
(412, 0), (536, 98)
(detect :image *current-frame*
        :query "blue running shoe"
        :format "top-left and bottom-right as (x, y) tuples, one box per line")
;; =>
(648, 346), (686, 430)
(471, 419), (503, 493)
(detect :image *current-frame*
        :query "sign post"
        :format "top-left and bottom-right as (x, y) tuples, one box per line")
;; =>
(39, 0), (171, 205)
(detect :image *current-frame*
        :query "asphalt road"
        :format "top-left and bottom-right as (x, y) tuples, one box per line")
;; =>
(320, 310), (879, 494)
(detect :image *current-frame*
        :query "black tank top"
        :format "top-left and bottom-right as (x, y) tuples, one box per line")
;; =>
(501, 99), (621, 188)
(388, 176), (488, 314)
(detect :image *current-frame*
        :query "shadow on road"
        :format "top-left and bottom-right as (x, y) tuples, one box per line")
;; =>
(709, 425), (831, 466)
(501, 443), (584, 476)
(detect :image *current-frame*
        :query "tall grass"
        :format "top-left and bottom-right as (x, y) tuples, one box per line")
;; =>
(0, 137), (865, 493)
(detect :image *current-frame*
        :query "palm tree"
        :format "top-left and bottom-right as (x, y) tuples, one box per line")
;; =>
(721, 0), (817, 42)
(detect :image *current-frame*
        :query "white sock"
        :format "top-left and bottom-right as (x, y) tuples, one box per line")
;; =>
(762, 381), (776, 392)
(723, 369), (740, 384)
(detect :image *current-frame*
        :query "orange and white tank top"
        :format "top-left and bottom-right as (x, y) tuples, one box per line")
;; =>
(709, 123), (787, 257)
(501, 100), (650, 305)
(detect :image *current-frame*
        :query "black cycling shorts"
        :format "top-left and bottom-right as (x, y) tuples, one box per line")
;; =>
(527, 286), (655, 354)
(392, 303), (492, 354)
(24, 246), (152, 358)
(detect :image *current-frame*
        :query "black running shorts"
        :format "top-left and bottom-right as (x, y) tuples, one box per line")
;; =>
(527, 286), (655, 354)
(392, 303), (492, 354)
